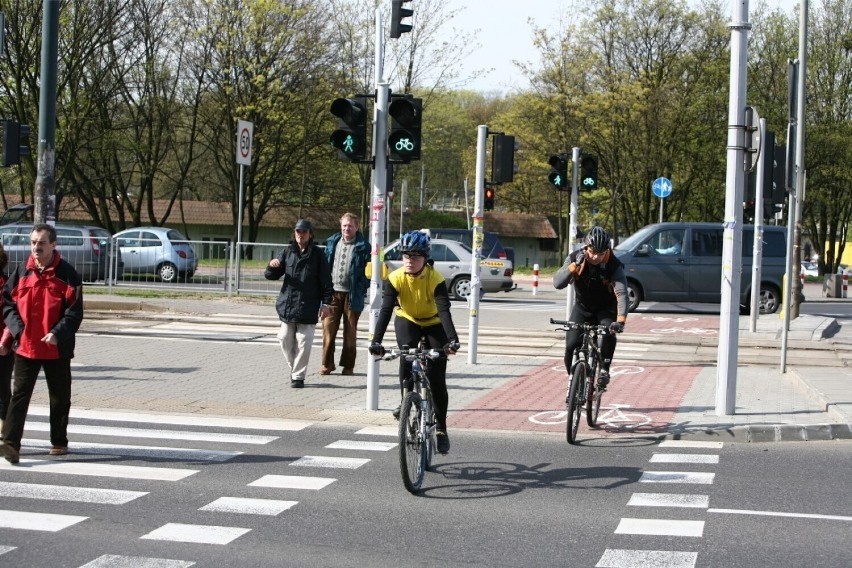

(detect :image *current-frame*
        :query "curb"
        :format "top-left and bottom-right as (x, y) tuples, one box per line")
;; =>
(665, 422), (852, 442)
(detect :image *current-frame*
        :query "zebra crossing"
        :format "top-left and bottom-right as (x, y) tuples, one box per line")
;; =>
(596, 439), (725, 568)
(0, 407), (398, 567)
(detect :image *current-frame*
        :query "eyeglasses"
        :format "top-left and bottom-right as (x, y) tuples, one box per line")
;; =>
(295, 229), (310, 234)
(402, 252), (425, 259)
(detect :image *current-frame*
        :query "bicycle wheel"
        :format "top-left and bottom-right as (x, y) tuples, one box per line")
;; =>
(398, 391), (426, 493)
(586, 368), (602, 428)
(566, 363), (585, 444)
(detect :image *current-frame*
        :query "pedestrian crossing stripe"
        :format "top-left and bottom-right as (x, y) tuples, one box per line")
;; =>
(140, 523), (250, 545)
(0, 481), (147, 505)
(0, 459), (197, 481)
(596, 549), (697, 568)
(639, 471), (715, 484)
(24, 421), (278, 445)
(649, 453), (719, 464)
(615, 518), (704, 537)
(289, 455), (370, 469)
(0, 546), (16, 556)
(325, 440), (396, 451)
(23, 439), (241, 462)
(248, 475), (335, 490)
(0, 509), (88, 532)
(627, 492), (709, 509)
(79, 555), (195, 568)
(659, 440), (724, 449)
(354, 426), (397, 437)
(199, 497), (298, 516)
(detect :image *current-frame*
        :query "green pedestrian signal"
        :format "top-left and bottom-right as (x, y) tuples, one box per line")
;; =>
(548, 154), (568, 190)
(330, 97), (368, 161)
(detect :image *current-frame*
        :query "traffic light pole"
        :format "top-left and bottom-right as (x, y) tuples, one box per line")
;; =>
(467, 125), (487, 365)
(565, 146), (580, 320)
(34, 0), (60, 225)
(749, 117), (767, 331)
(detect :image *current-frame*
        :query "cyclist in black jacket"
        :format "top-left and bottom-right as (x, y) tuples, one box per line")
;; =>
(553, 226), (628, 389)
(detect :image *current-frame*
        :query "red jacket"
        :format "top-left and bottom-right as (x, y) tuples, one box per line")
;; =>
(3, 252), (84, 360)
(0, 275), (11, 351)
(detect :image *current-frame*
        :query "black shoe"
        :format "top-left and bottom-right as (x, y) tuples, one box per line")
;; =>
(0, 442), (20, 464)
(392, 404), (401, 419)
(290, 379), (304, 389)
(597, 370), (610, 390)
(436, 430), (450, 454)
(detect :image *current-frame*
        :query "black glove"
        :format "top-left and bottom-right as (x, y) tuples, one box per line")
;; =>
(444, 341), (460, 355)
(609, 322), (624, 334)
(368, 343), (386, 356)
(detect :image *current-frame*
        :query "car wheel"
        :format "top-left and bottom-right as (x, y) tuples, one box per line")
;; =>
(450, 275), (472, 301)
(759, 284), (781, 314)
(626, 281), (642, 312)
(158, 262), (178, 283)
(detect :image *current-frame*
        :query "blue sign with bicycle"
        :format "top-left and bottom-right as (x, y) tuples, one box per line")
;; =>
(652, 177), (673, 199)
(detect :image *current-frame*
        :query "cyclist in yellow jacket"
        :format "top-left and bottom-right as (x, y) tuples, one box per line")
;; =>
(369, 231), (459, 454)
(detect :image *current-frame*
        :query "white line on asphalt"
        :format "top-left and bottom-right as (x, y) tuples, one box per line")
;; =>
(79, 555), (195, 568)
(199, 497), (298, 516)
(659, 440), (724, 449)
(0, 546), (15, 557)
(708, 508), (852, 522)
(355, 426), (398, 437)
(0, 459), (197, 481)
(325, 440), (397, 451)
(596, 549), (698, 568)
(0, 481), (147, 505)
(23, 438), (242, 462)
(640, 471), (715, 484)
(23, 421), (278, 445)
(290, 455), (370, 469)
(248, 475), (336, 490)
(627, 492), (709, 508)
(650, 453), (719, 464)
(28, 405), (311, 431)
(140, 523), (250, 545)
(0, 509), (88, 532)
(615, 518), (705, 537)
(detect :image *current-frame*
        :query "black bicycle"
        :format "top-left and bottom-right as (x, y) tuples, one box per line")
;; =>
(551, 318), (612, 444)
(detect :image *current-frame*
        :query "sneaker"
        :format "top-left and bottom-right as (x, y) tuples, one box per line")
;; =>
(436, 430), (450, 454)
(0, 442), (20, 464)
(392, 404), (401, 419)
(597, 370), (610, 389)
(290, 379), (304, 389)
(48, 446), (68, 456)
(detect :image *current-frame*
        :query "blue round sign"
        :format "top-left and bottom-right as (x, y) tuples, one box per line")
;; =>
(653, 177), (673, 198)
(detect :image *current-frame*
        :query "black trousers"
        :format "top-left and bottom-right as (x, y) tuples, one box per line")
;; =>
(1, 355), (72, 451)
(0, 353), (13, 419)
(563, 303), (617, 372)
(394, 317), (449, 429)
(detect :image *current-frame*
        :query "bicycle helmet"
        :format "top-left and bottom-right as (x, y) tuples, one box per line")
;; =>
(585, 226), (610, 253)
(399, 230), (431, 255)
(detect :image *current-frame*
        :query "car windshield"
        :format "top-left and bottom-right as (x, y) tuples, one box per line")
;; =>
(615, 225), (662, 250)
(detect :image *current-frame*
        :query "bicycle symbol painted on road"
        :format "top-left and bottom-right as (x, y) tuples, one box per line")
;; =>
(549, 364), (645, 377)
(641, 316), (699, 323)
(529, 403), (651, 429)
(650, 327), (718, 335)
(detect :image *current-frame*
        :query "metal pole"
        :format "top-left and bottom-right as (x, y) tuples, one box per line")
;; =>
(399, 179), (407, 239)
(33, 0), (60, 225)
(749, 119), (767, 331)
(463, 178), (470, 230)
(235, 164), (245, 293)
(716, 0), (750, 416)
(467, 125), (487, 365)
(659, 197), (664, 224)
(790, 0), (808, 320)
(565, 147), (580, 320)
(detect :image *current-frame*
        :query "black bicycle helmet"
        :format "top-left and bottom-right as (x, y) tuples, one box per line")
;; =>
(585, 226), (610, 253)
(399, 230), (431, 255)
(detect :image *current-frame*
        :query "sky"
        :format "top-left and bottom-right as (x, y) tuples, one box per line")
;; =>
(445, 0), (802, 94)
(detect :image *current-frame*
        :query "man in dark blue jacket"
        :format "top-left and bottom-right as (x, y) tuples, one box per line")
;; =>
(321, 213), (370, 376)
(265, 219), (333, 388)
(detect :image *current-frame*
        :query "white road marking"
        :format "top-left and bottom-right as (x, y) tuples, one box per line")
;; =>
(0, 459), (196, 481)
(140, 523), (250, 545)
(290, 455), (370, 469)
(199, 497), (298, 516)
(640, 471), (715, 484)
(627, 492), (709, 508)
(325, 440), (396, 451)
(24, 421), (277, 445)
(708, 508), (852, 522)
(0, 509), (87, 532)
(615, 518), (704, 537)
(660, 440), (724, 449)
(0, 481), (147, 505)
(23, 439), (241, 462)
(79, 555), (195, 568)
(355, 426), (398, 437)
(0, 546), (16, 556)
(596, 549), (698, 568)
(248, 475), (336, 490)
(650, 453), (719, 464)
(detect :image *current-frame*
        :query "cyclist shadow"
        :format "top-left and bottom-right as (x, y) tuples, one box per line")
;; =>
(420, 460), (643, 499)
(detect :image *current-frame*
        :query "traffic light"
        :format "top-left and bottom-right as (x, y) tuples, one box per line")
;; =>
(484, 186), (495, 211)
(746, 131), (787, 221)
(548, 154), (568, 189)
(1, 120), (30, 167)
(770, 143), (786, 214)
(388, 96), (422, 162)
(491, 134), (515, 184)
(390, 0), (413, 38)
(329, 97), (368, 161)
(579, 155), (598, 190)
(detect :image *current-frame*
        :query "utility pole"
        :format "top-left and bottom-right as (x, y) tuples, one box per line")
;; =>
(33, 0), (60, 224)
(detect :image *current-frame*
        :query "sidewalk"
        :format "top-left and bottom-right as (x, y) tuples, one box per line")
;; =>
(62, 283), (852, 442)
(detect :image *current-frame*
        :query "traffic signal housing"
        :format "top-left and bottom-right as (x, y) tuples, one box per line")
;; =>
(484, 186), (495, 211)
(329, 97), (368, 161)
(1, 120), (30, 167)
(491, 134), (515, 184)
(388, 96), (422, 162)
(548, 154), (568, 190)
(579, 155), (598, 190)
(390, 0), (413, 38)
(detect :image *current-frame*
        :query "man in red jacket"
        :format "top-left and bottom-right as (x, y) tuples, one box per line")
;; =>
(0, 224), (84, 464)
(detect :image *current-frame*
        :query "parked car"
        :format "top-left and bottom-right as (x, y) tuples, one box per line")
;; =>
(113, 227), (198, 283)
(0, 222), (123, 282)
(800, 262), (819, 278)
(382, 237), (514, 300)
(423, 228), (515, 265)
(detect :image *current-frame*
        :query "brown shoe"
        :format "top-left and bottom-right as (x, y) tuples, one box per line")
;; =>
(48, 446), (68, 456)
(0, 442), (20, 464)
(341, 368), (354, 376)
(319, 367), (334, 375)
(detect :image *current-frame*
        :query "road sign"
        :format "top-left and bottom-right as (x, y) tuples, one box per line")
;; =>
(652, 177), (672, 199)
(236, 120), (253, 166)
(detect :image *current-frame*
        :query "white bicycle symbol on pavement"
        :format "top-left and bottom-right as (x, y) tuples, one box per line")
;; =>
(641, 316), (699, 323)
(650, 327), (718, 335)
(529, 403), (651, 429)
(549, 365), (646, 377)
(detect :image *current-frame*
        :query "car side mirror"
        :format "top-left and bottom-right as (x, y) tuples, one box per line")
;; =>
(636, 243), (653, 257)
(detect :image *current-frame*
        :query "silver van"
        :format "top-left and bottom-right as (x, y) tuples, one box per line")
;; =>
(613, 222), (787, 314)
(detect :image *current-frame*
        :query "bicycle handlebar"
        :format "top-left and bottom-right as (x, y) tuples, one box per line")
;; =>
(549, 319), (611, 334)
(378, 346), (445, 362)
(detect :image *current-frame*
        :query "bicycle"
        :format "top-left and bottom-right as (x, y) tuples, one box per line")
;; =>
(551, 318), (613, 444)
(376, 340), (452, 494)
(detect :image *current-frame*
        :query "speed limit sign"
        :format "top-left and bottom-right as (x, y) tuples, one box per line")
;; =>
(236, 120), (253, 166)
